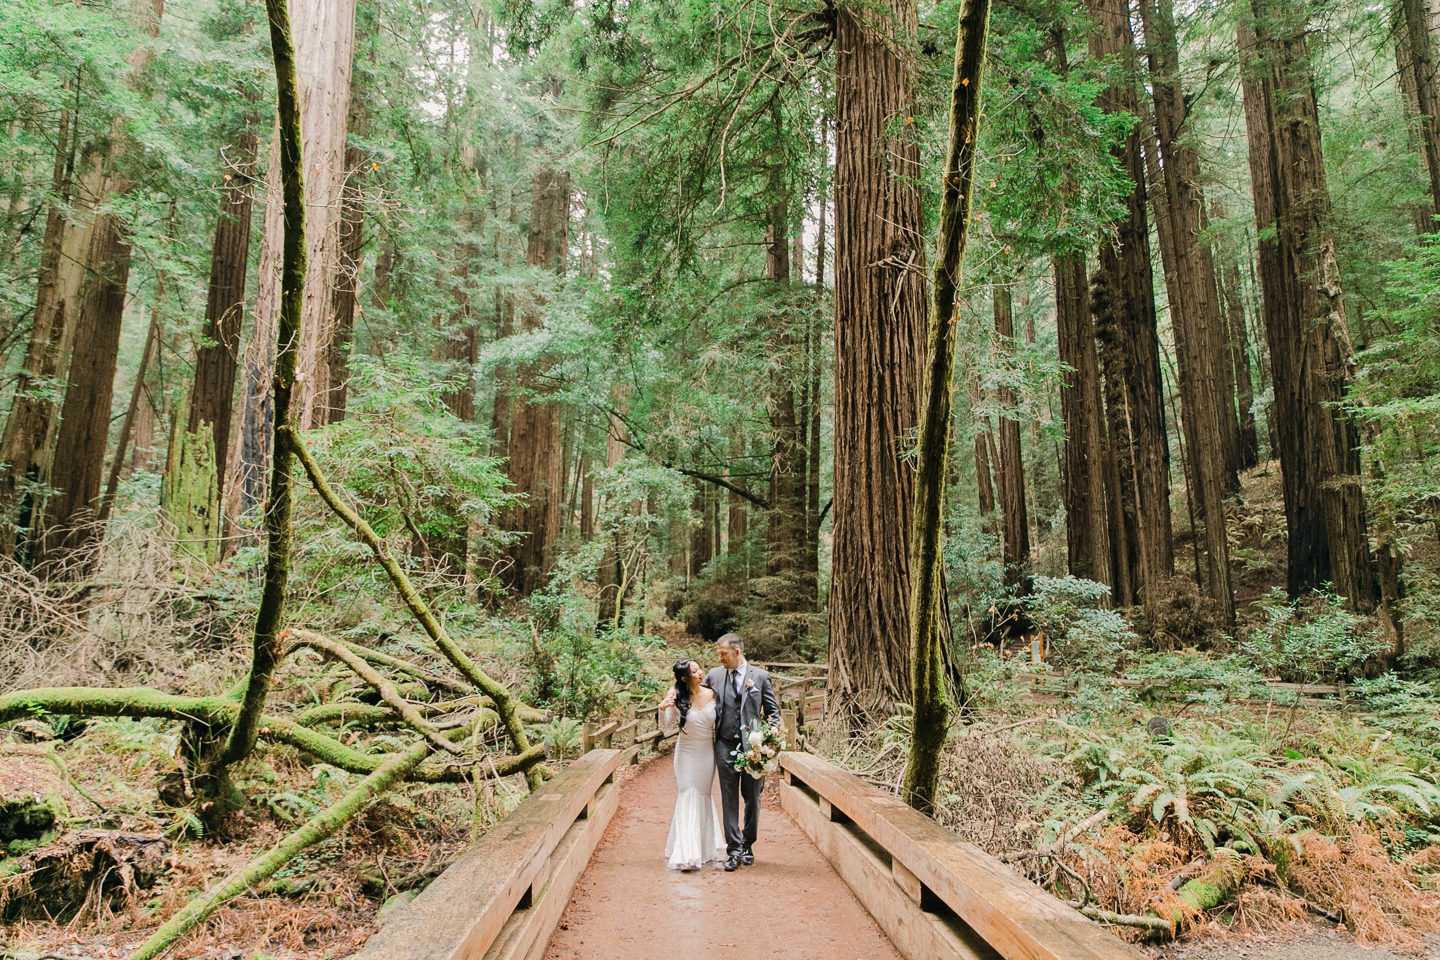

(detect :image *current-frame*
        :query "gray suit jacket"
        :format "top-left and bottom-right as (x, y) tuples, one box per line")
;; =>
(704, 663), (780, 741)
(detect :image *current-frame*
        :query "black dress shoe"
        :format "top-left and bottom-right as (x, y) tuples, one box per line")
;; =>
(740, 849), (754, 866)
(724, 854), (742, 872)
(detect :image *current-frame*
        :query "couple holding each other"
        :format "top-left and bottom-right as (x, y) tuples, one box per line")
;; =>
(657, 632), (780, 872)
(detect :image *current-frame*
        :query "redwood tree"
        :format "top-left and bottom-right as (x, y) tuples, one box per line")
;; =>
(1087, 0), (1174, 605)
(827, 0), (928, 717)
(1238, 1), (1377, 610)
(499, 167), (568, 596)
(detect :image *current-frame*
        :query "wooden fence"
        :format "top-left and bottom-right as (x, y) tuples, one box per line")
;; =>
(779, 751), (1144, 960)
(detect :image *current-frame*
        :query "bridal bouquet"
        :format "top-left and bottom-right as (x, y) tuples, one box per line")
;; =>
(730, 718), (786, 779)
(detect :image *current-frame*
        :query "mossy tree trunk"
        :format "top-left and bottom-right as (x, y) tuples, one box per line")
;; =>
(903, 0), (991, 815)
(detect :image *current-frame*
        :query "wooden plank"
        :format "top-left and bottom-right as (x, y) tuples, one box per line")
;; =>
(482, 779), (622, 960)
(355, 749), (628, 960)
(781, 778), (998, 960)
(780, 753), (1144, 960)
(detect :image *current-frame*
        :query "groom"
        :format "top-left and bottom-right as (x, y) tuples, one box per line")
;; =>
(704, 633), (779, 872)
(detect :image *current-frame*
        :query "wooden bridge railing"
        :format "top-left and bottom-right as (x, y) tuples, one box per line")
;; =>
(779, 751), (1143, 960)
(355, 743), (639, 960)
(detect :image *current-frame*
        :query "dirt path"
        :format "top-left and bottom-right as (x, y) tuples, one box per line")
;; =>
(543, 751), (902, 960)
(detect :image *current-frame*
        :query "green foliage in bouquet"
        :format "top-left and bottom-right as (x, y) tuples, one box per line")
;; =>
(730, 718), (786, 779)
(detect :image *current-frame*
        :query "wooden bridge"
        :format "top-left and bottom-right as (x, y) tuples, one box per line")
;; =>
(354, 667), (1143, 960)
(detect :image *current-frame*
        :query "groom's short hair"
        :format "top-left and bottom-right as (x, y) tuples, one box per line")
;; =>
(716, 633), (743, 652)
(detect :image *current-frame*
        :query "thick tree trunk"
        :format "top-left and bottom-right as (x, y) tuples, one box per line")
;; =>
(1238, 3), (1377, 610)
(291, 0), (358, 429)
(828, 0), (927, 717)
(189, 130), (259, 504)
(0, 140), (104, 557)
(1054, 252), (1112, 589)
(1140, 0), (1235, 625)
(993, 284), (1030, 587)
(323, 144), (365, 425)
(500, 168), (567, 597)
(1396, 0), (1440, 221)
(1091, 272), (1139, 607)
(33, 211), (131, 570)
(1088, 0), (1174, 605)
(225, 133), (283, 544)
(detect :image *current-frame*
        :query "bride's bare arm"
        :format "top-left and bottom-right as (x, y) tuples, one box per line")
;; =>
(658, 687), (680, 735)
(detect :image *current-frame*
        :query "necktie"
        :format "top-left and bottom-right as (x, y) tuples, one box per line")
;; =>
(729, 670), (737, 699)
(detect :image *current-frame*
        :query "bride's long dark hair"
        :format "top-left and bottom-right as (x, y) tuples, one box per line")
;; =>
(671, 659), (695, 733)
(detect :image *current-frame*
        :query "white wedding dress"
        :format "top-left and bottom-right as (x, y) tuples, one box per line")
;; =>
(659, 698), (725, 870)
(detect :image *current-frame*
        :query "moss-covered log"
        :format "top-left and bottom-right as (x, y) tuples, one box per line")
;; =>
(283, 426), (544, 788)
(0, 687), (539, 784)
(127, 739), (431, 960)
(288, 629), (464, 755)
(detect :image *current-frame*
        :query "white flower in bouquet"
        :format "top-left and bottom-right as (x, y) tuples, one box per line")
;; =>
(748, 730), (763, 748)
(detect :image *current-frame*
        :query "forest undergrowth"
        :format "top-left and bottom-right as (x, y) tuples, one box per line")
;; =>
(831, 467), (1440, 951)
(0, 470), (670, 960)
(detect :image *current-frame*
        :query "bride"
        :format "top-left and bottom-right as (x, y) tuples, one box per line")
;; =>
(657, 659), (726, 871)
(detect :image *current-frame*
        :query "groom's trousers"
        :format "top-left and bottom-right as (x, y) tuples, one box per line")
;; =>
(714, 736), (761, 856)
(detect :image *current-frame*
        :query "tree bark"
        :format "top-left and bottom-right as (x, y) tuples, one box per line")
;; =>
(0, 136), (103, 557)
(500, 167), (568, 597)
(828, 0), (927, 717)
(33, 210), (132, 570)
(323, 144), (365, 424)
(290, 0), (358, 430)
(1396, 0), (1440, 221)
(993, 283), (1031, 588)
(1054, 251), (1112, 589)
(1139, 0), (1235, 625)
(189, 130), (258, 504)
(1238, 3), (1377, 610)
(903, 0), (989, 812)
(1091, 272), (1139, 607)
(1088, 0), (1174, 606)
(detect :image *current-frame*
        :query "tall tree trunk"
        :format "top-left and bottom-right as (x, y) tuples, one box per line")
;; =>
(1088, 0), (1174, 605)
(1210, 204), (1260, 470)
(763, 196), (808, 610)
(225, 133), (283, 546)
(440, 204), (480, 425)
(1238, 3), (1377, 610)
(1054, 251), (1112, 589)
(993, 283), (1030, 587)
(291, 0), (358, 429)
(324, 144), (365, 425)
(187, 130), (259, 508)
(1091, 273), (1139, 607)
(828, 0), (927, 717)
(0, 135), (104, 557)
(502, 167), (568, 596)
(727, 430), (749, 556)
(1396, 0), (1440, 221)
(1140, 0), (1235, 625)
(904, 0), (989, 811)
(595, 408), (628, 631)
(804, 312), (823, 607)
(966, 373), (997, 516)
(34, 210), (132, 570)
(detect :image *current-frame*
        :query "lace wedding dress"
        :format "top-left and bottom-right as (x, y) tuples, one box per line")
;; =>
(659, 699), (725, 870)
